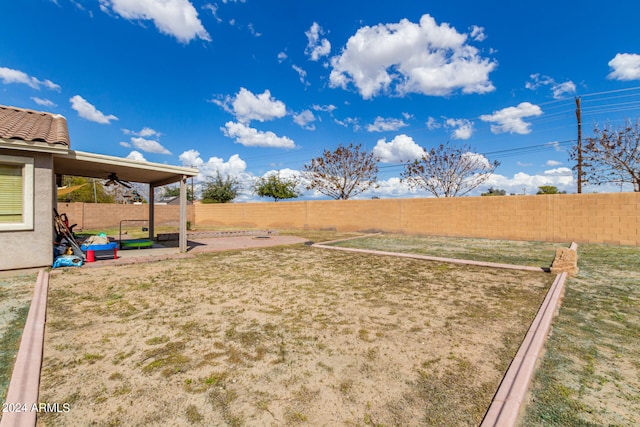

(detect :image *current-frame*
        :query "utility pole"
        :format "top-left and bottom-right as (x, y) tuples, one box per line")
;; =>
(575, 97), (583, 193)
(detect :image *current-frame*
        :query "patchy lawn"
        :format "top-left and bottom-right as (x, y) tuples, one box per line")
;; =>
(523, 243), (640, 426)
(0, 272), (35, 401)
(325, 234), (564, 268)
(38, 240), (554, 426)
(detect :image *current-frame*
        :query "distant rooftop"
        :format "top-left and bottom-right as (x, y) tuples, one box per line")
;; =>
(0, 104), (70, 146)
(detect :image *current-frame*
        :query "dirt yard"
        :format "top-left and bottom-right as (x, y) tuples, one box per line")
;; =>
(38, 241), (554, 426)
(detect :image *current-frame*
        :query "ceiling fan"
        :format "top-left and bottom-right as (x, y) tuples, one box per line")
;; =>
(105, 172), (132, 188)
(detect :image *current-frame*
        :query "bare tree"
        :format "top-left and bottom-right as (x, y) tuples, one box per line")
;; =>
(303, 143), (379, 200)
(401, 143), (499, 197)
(571, 119), (640, 192)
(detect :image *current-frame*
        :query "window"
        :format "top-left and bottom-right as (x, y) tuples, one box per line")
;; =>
(0, 155), (34, 230)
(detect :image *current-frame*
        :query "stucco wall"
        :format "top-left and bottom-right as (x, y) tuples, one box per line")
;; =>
(194, 193), (640, 246)
(0, 150), (54, 270)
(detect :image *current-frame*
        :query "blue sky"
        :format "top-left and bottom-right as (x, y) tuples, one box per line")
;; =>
(2, 0), (639, 200)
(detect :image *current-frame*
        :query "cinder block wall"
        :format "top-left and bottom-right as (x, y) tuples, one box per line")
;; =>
(56, 203), (195, 230)
(194, 193), (640, 245)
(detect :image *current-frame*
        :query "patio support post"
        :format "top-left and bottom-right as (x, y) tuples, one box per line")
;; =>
(179, 175), (187, 253)
(149, 183), (155, 241)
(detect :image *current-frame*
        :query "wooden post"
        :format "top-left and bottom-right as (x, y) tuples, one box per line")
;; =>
(576, 97), (583, 193)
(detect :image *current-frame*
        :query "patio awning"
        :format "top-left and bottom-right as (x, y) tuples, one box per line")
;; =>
(53, 150), (198, 253)
(53, 150), (198, 187)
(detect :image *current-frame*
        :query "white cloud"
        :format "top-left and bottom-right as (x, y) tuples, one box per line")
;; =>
(469, 25), (486, 41)
(31, 97), (56, 107)
(202, 3), (221, 23)
(231, 87), (287, 123)
(461, 151), (491, 169)
(292, 65), (310, 86)
(373, 134), (425, 163)
(69, 95), (118, 124)
(277, 51), (288, 63)
(329, 14), (496, 99)
(366, 177), (417, 198)
(130, 136), (171, 154)
(179, 150), (247, 183)
(120, 127), (169, 153)
(426, 117), (441, 130)
(293, 110), (316, 130)
(546, 160), (562, 166)
(179, 149), (204, 167)
(0, 66), (60, 91)
(483, 168), (575, 195)
(99, 0), (210, 43)
(607, 53), (640, 81)
(526, 73), (575, 99)
(139, 127), (159, 137)
(222, 121), (295, 148)
(445, 118), (474, 140)
(334, 116), (360, 131)
(247, 23), (261, 37)
(126, 150), (146, 161)
(480, 102), (542, 134)
(312, 104), (337, 113)
(367, 116), (408, 132)
(305, 22), (331, 61)
(123, 127), (160, 137)
(543, 167), (572, 176)
(545, 141), (564, 152)
(201, 153), (247, 178)
(551, 81), (576, 99)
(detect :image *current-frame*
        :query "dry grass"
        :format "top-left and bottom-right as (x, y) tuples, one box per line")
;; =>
(0, 272), (35, 401)
(523, 243), (640, 426)
(38, 236), (554, 426)
(327, 233), (563, 268)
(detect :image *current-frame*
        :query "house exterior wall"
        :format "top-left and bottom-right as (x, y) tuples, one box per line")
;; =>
(0, 149), (54, 270)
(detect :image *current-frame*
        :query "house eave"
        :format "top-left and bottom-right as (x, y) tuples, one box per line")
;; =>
(0, 138), (70, 155)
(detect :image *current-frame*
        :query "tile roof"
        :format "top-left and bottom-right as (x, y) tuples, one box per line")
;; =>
(0, 105), (70, 146)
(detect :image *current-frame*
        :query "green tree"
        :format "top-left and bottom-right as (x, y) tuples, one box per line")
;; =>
(162, 185), (195, 202)
(201, 172), (240, 203)
(402, 143), (499, 197)
(536, 185), (565, 194)
(254, 173), (300, 201)
(481, 187), (506, 196)
(303, 143), (379, 200)
(57, 176), (115, 203)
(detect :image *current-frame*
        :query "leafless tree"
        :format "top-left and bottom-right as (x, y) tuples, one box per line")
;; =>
(303, 143), (379, 200)
(401, 143), (499, 197)
(572, 119), (640, 192)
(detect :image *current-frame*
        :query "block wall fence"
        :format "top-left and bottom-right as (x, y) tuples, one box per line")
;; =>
(56, 202), (195, 231)
(58, 192), (639, 246)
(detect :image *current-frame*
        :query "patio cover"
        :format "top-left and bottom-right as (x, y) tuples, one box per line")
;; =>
(53, 150), (198, 252)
